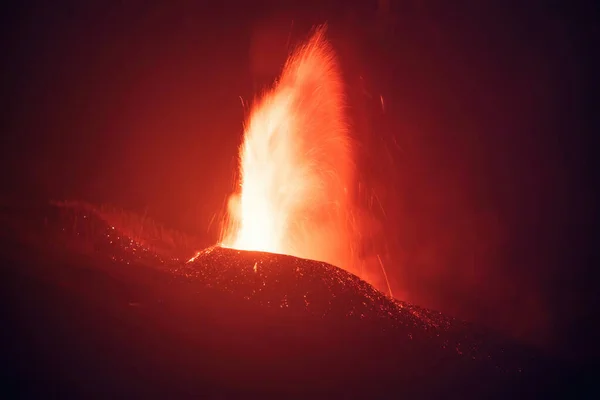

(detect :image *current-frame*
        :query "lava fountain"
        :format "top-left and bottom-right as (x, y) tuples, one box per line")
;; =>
(221, 26), (358, 273)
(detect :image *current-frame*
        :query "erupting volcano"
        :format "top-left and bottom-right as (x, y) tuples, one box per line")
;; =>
(221, 26), (357, 274)
(1, 0), (580, 394)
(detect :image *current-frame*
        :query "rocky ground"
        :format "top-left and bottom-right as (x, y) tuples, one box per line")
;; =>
(0, 201), (581, 398)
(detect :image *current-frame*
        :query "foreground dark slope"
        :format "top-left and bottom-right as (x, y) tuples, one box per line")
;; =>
(1, 202), (566, 398)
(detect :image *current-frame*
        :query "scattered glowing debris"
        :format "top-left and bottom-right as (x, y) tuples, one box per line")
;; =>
(45, 201), (526, 372)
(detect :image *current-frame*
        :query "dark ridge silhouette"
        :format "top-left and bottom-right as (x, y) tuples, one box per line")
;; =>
(1, 202), (567, 398)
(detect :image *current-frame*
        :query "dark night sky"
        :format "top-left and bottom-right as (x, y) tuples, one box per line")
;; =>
(1, 1), (597, 361)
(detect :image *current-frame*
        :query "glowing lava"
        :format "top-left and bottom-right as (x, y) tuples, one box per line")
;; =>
(221, 26), (357, 272)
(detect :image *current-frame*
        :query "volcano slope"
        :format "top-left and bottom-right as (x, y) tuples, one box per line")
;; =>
(0, 201), (567, 398)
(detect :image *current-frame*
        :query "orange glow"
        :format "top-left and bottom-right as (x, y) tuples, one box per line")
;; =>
(187, 251), (201, 264)
(221, 26), (357, 272)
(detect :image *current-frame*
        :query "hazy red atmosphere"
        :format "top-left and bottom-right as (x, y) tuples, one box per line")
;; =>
(1, 1), (595, 364)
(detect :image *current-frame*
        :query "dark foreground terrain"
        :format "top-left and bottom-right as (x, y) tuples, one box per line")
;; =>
(0, 202), (583, 398)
